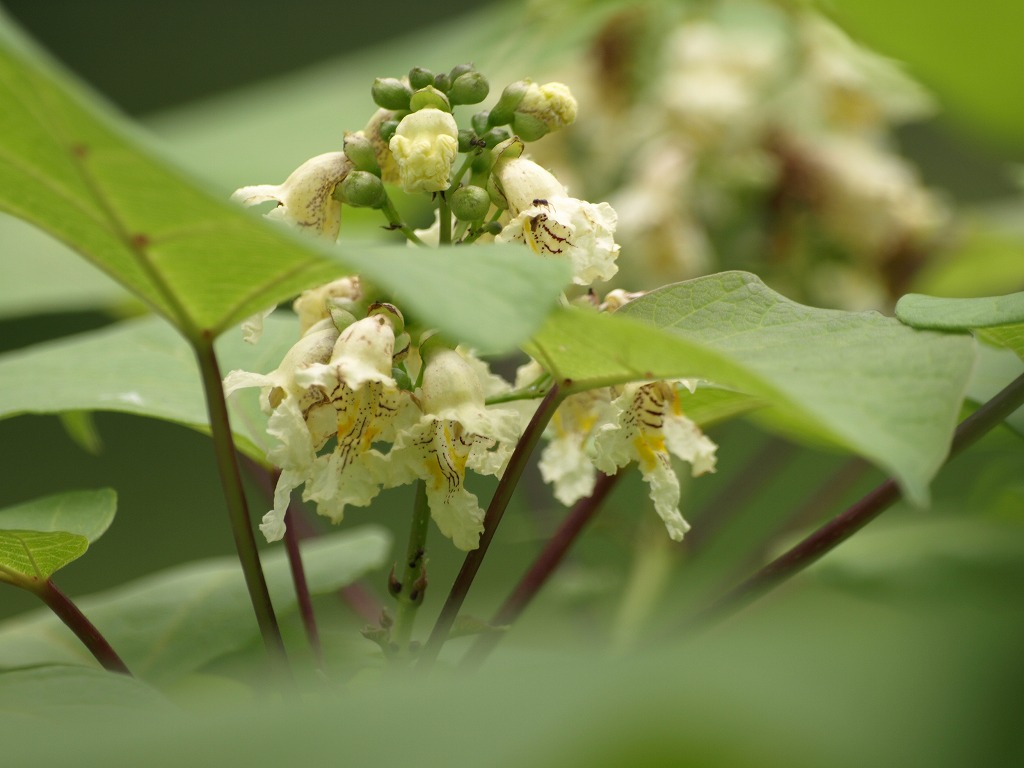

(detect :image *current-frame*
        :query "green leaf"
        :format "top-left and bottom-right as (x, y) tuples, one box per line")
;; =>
(0, 665), (173, 728)
(529, 272), (975, 505)
(831, 0), (1024, 146)
(966, 344), (1024, 436)
(895, 292), (1024, 330)
(0, 526), (390, 683)
(0, 314), (298, 460)
(0, 530), (88, 586)
(0, 18), (568, 349)
(896, 292), (1024, 360)
(0, 489), (116, 543)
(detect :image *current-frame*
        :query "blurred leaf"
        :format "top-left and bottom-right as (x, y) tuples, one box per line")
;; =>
(0, 489), (116, 543)
(0, 17), (568, 350)
(58, 410), (103, 454)
(967, 344), (1024, 435)
(0, 526), (390, 684)
(896, 291), (1024, 359)
(0, 530), (87, 586)
(0, 314), (300, 460)
(0, 665), (173, 730)
(913, 218), (1024, 299)
(831, 0), (1024, 148)
(895, 291), (1024, 329)
(529, 272), (975, 505)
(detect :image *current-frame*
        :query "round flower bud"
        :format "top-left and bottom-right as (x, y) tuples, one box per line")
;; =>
(471, 111), (490, 135)
(410, 85), (451, 112)
(487, 80), (530, 126)
(515, 81), (578, 132)
(433, 73), (452, 92)
(343, 131), (380, 174)
(511, 112), (548, 142)
(378, 119), (400, 144)
(450, 185), (491, 221)
(479, 221), (502, 237)
(338, 171), (386, 208)
(449, 71), (490, 105)
(408, 66), (434, 90)
(457, 129), (478, 154)
(481, 127), (512, 149)
(372, 77), (412, 111)
(448, 62), (475, 81)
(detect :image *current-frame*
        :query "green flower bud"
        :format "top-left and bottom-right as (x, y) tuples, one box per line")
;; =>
(492, 136), (526, 161)
(512, 111), (549, 142)
(378, 119), (400, 144)
(433, 73), (452, 92)
(343, 131), (380, 174)
(480, 126), (512, 149)
(471, 152), (492, 175)
(372, 77), (412, 111)
(457, 129), (479, 153)
(338, 170), (386, 208)
(448, 62), (475, 81)
(449, 71), (489, 105)
(410, 85), (451, 112)
(408, 66), (434, 90)
(450, 185), (491, 221)
(487, 79), (530, 126)
(471, 111), (490, 135)
(479, 220), (502, 237)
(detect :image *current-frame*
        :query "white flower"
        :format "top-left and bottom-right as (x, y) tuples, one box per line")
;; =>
(292, 276), (362, 335)
(232, 152), (351, 240)
(492, 157), (620, 285)
(537, 388), (615, 506)
(388, 108), (459, 193)
(223, 309), (407, 541)
(380, 347), (520, 550)
(592, 381), (717, 541)
(517, 81), (578, 131)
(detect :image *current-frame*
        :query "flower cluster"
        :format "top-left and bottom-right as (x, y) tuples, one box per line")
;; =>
(225, 63), (714, 552)
(531, 4), (946, 310)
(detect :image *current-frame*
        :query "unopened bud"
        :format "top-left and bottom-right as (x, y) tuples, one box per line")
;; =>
(481, 127), (512, 149)
(372, 77), (412, 111)
(339, 171), (386, 208)
(378, 119), (400, 144)
(478, 220), (503, 237)
(448, 62), (475, 81)
(449, 71), (489, 105)
(408, 66), (434, 90)
(471, 111), (490, 135)
(343, 131), (380, 174)
(457, 129), (478, 153)
(410, 85), (451, 112)
(512, 112), (549, 141)
(450, 185), (491, 221)
(433, 72), (452, 92)
(487, 80), (530, 126)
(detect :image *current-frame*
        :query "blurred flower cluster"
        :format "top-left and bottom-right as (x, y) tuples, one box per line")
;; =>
(529, 0), (947, 310)
(224, 64), (717, 549)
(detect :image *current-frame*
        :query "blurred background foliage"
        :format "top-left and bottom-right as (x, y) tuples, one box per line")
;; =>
(0, 0), (1022, 764)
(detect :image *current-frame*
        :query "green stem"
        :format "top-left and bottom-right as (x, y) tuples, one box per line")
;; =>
(380, 195), (425, 245)
(685, 370), (1024, 630)
(35, 579), (131, 675)
(391, 481), (431, 655)
(193, 336), (291, 679)
(450, 154), (475, 190)
(418, 385), (565, 670)
(438, 193), (452, 246)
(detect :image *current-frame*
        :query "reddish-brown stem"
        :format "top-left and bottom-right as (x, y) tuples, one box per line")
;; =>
(461, 471), (622, 669)
(685, 370), (1024, 630)
(35, 579), (131, 675)
(283, 522), (324, 670)
(418, 385), (564, 670)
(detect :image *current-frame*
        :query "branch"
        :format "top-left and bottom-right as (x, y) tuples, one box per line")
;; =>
(685, 370), (1024, 629)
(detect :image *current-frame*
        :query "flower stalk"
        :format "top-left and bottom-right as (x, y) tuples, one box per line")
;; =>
(390, 481), (431, 655)
(34, 579), (131, 675)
